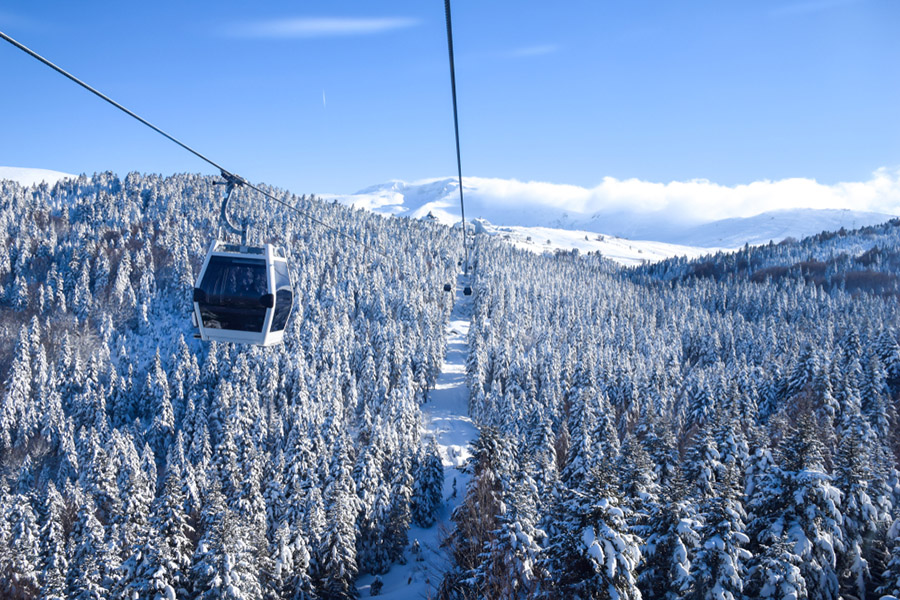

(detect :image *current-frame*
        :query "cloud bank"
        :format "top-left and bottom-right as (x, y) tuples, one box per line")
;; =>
(460, 167), (900, 224)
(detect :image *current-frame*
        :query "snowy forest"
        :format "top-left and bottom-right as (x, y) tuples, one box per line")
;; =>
(3, 172), (900, 600)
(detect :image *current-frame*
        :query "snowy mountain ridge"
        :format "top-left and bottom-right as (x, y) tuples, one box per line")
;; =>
(0, 166), (76, 187)
(332, 175), (899, 251)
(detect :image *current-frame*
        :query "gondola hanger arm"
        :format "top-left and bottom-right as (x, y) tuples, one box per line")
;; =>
(215, 174), (248, 245)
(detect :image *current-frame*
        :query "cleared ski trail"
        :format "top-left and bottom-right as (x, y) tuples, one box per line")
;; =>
(357, 274), (478, 599)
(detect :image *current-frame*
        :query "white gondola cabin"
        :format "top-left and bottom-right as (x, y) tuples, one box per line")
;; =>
(192, 241), (293, 346)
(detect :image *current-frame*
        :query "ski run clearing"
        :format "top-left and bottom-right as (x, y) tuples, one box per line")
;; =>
(357, 274), (478, 599)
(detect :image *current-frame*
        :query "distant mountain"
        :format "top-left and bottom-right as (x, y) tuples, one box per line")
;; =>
(0, 166), (76, 187)
(657, 208), (895, 248)
(333, 177), (898, 251)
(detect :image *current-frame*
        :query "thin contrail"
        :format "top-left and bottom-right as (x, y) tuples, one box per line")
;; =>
(323, 90), (327, 109)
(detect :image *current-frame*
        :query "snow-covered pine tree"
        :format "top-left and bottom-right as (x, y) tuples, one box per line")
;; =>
(0, 491), (41, 600)
(38, 481), (69, 600)
(537, 483), (642, 600)
(318, 439), (360, 600)
(684, 469), (750, 600)
(639, 491), (700, 600)
(193, 472), (264, 600)
(439, 427), (511, 599)
(834, 417), (885, 599)
(748, 414), (844, 600)
(618, 435), (660, 536)
(411, 437), (444, 528)
(744, 539), (806, 600)
(144, 464), (195, 598)
(67, 494), (110, 600)
(472, 505), (545, 600)
(354, 437), (391, 575)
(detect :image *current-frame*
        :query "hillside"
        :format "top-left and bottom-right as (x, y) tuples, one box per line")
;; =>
(472, 220), (714, 267)
(2, 172), (900, 599)
(442, 216), (900, 599)
(0, 172), (459, 599)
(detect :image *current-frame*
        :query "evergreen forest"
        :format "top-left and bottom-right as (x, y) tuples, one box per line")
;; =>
(3, 172), (900, 600)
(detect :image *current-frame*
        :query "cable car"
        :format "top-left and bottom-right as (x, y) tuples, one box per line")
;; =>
(192, 241), (293, 346)
(444, 283), (452, 292)
(191, 174), (294, 346)
(463, 286), (472, 296)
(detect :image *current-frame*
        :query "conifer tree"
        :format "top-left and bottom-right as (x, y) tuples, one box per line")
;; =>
(412, 437), (444, 528)
(319, 439), (360, 600)
(745, 540), (807, 600)
(640, 491), (700, 600)
(472, 505), (545, 600)
(439, 428), (510, 598)
(0, 326), (33, 451)
(538, 486), (642, 600)
(146, 466), (195, 598)
(39, 481), (69, 600)
(685, 471), (750, 600)
(834, 420), (883, 599)
(749, 414), (844, 600)
(0, 492), (41, 600)
(67, 495), (110, 600)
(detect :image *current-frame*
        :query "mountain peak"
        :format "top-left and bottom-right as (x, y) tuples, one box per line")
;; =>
(0, 166), (76, 187)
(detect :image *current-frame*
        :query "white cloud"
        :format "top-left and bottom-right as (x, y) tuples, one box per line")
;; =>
(223, 17), (420, 39)
(336, 169), (900, 244)
(460, 167), (900, 224)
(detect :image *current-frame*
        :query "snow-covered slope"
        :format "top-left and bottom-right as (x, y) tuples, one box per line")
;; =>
(335, 177), (593, 229)
(475, 221), (715, 267)
(0, 166), (76, 187)
(333, 177), (898, 251)
(657, 208), (895, 248)
(357, 275), (478, 599)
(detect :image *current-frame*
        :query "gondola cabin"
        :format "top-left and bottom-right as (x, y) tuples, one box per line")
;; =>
(444, 283), (452, 292)
(192, 241), (293, 346)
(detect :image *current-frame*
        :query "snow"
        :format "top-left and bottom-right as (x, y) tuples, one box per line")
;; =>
(787, 524), (811, 558)
(0, 166), (76, 187)
(677, 518), (698, 536)
(356, 274), (479, 598)
(582, 526), (605, 563)
(423, 278), (479, 470)
(705, 535), (726, 551)
(477, 221), (715, 266)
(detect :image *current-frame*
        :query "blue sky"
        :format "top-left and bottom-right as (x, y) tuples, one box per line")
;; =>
(1, 0), (898, 196)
